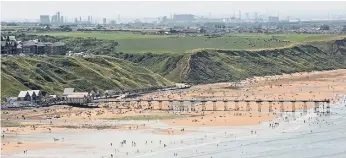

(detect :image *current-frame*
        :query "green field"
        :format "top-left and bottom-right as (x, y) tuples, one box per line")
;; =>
(35, 32), (345, 53)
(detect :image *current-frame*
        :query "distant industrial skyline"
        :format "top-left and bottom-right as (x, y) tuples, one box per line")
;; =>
(2, 1), (346, 22)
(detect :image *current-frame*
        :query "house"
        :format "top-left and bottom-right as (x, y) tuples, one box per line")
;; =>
(21, 41), (38, 54)
(51, 42), (66, 55)
(28, 90), (42, 101)
(1, 36), (66, 55)
(17, 90), (42, 103)
(1, 36), (18, 54)
(17, 91), (31, 101)
(45, 95), (57, 104)
(66, 92), (91, 104)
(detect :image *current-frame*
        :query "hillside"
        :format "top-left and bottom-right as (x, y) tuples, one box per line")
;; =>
(116, 38), (346, 83)
(2, 37), (346, 100)
(1, 56), (173, 99)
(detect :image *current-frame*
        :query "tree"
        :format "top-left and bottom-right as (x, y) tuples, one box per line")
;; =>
(320, 24), (330, 30)
(59, 25), (72, 32)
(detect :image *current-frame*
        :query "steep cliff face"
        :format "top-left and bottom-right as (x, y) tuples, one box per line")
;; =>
(185, 44), (346, 83)
(116, 38), (346, 84)
(112, 53), (190, 82)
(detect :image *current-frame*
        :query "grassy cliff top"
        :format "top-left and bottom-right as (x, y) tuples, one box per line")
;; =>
(35, 32), (346, 53)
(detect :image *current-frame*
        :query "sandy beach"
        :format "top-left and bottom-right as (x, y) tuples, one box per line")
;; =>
(1, 69), (346, 155)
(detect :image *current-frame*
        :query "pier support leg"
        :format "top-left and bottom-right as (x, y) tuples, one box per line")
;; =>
(137, 101), (141, 109)
(180, 101), (184, 112)
(303, 102), (307, 114)
(292, 102), (296, 118)
(224, 101), (228, 111)
(202, 102), (206, 111)
(191, 102), (195, 112)
(314, 102), (319, 113)
(280, 102), (284, 113)
(326, 103), (331, 115)
(235, 101), (239, 111)
(246, 102), (251, 112)
(257, 102), (262, 117)
(148, 101), (152, 110)
(257, 102), (261, 113)
(169, 101), (173, 111)
(158, 101), (162, 110)
(213, 101), (217, 111)
(269, 102), (273, 113)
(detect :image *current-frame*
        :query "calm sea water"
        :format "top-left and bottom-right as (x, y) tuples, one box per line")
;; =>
(2, 96), (346, 158)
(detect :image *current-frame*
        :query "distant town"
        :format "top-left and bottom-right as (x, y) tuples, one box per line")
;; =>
(2, 11), (346, 35)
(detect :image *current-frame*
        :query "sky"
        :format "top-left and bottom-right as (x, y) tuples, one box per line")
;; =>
(1, 1), (346, 22)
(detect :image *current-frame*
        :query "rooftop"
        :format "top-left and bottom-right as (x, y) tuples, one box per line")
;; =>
(63, 88), (75, 95)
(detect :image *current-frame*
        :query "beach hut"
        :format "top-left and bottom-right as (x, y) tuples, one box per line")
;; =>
(17, 91), (30, 101)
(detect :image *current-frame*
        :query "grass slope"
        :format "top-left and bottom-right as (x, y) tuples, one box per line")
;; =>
(1, 56), (173, 99)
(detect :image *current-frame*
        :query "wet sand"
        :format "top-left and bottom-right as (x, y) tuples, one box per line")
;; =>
(1, 141), (66, 153)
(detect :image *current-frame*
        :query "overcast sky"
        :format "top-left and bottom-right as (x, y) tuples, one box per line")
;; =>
(2, 1), (346, 22)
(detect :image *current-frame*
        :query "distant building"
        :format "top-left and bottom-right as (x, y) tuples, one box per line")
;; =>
(161, 16), (167, 23)
(57, 12), (60, 23)
(134, 19), (141, 24)
(51, 15), (58, 24)
(40, 15), (50, 24)
(2, 36), (66, 55)
(51, 42), (66, 55)
(110, 20), (116, 26)
(1, 36), (17, 54)
(269, 16), (279, 22)
(60, 16), (64, 24)
(173, 14), (194, 22)
(103, 18), (107, 25)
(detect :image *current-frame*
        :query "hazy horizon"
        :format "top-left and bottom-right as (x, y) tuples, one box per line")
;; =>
(2, 1), (346, 22)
